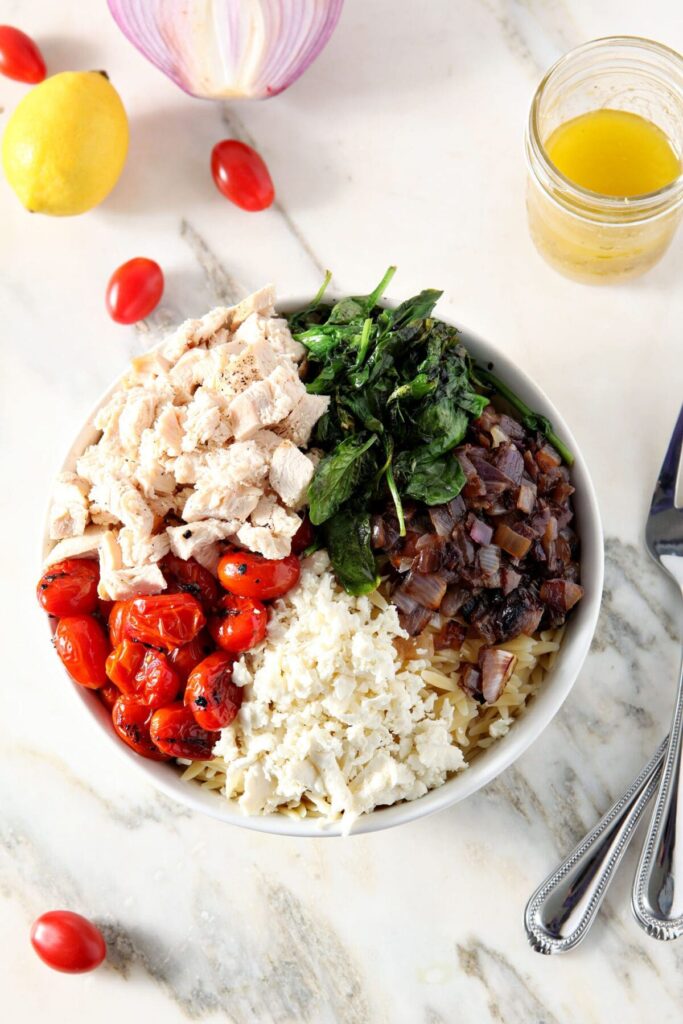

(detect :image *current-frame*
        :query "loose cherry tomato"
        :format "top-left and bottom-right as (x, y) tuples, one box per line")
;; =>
(108, 600), (132, 647)
(185, 652), (242, 730)
(161, 553), (220, 612)
(208, 593), (267, 654)
(0, 26), (46, 83)
(149, 704), (218, 760)
(124, 593), (205, 651)
(217, 550), (300, 600)
(168, 629), (214, 683)
(36, 559), (99, 617)
(53, 616), (109, 689)
(211, 140), (275, 212)
(30, 911), (106, 974)
(291, 515), (315, 554)
(99, 681), (119, 712)
(106, 258), (164, 325)
(112, 696), (169, 760)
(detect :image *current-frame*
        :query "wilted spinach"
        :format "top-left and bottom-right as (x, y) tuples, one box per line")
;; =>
(287, 269), (573, 594)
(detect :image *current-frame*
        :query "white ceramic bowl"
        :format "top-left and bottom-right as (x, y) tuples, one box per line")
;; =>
(43, 295), (604, 837)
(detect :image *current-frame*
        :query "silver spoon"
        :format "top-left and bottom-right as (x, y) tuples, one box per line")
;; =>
(525, 740), (666, 953)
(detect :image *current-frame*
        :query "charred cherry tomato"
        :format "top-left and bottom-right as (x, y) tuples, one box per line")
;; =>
(217, 550), (300, 601)
(185, 652), (242, 730)
(30, 911), (106, 974)
(105, 638), (144, 690)
(108, 600), (132, 647)
(106, 257), (164, 325)
(211, 140), (275, 212)
(124, 593), (205, 651)
(97, 598), (114, 621)
(36, 559), (99, 617)
(112, 696), (169, 760)
(208, 593), (267, 654)
(291, 515), (315, 554)
(161, 553), (220, 612)
(0, 26), (46, 83)
(53, 616), (109, 689)
(99, 681), (119, 712)
(168, 629), (214, 683)
(149, 703), (218, 760)
(106, 641), (181, 708)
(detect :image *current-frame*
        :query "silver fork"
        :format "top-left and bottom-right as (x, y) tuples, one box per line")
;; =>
(632, 404), (683, 940)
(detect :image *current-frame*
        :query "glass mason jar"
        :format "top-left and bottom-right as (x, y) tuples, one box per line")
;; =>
(526, 37), (683, 283)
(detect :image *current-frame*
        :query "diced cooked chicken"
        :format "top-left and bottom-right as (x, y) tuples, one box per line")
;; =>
(98, 564), (167, 602)
(118, 388), (157, 451)
(265, 317), (305, 363)
(228, 284), (275, 328)
(44, 525), (110, 566)
(269, 441), (315, 510)
(118, 527), (170, 568)
(154, 405), (185, 457)
(236, 495), (301, 559)
(48, 472), (90, 540)
(126, 348), (171, 384)
(181, 443), (270, 522)
(214, 337), (278, 398)
(228, 365), (304, 440)
(183, 482), (262, 524)
(167, 519), (236, 567)
(182, 387), (231, 451)
(47, 287), (329, 588)
(277, 393), (330, 446)
(88, 479), (154, 535)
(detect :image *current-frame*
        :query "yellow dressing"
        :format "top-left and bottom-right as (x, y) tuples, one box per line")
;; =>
(545, 108), (680, 198)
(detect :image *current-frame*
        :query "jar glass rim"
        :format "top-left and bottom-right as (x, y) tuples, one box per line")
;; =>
(528, 35), (683, 212)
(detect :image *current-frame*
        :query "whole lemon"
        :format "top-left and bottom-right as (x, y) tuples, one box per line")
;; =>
(2, 71), (129, 216)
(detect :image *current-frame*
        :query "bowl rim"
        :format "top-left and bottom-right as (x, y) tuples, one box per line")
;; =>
(42, 292), (604, 837)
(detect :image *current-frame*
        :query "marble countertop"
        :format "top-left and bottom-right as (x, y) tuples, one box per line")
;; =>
(3, 1), (683, 1021)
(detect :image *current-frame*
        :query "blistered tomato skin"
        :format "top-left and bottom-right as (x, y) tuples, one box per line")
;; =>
(106, 258), (164, 325)
(124, 593), (206, 650)
(108, 600), (132, 647)
(105, 638), (144, 690)
(185, 652), (242, 730)
(54, 616), (109, 688)
(161, 554), (221, 612)
(30, 911), (106, 974)
(99, 681), (119, 712)
(36, 559), (100, 617)
(0, 26), (46, 83)
(169, 629), (214, 683)
(112, 696), (169, 760)
(149, 704), (218, 760)
(211, 140), (275, 211)
(217, 551), (300, 600)
(209, 593), (267, 654)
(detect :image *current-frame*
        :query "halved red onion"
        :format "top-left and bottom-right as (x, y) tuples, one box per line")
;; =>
(107, 0), (344, 99)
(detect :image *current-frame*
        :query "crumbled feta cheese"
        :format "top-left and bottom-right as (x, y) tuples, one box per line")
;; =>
(213, 553), (466, 831)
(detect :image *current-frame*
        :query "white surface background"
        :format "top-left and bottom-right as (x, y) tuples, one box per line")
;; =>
(2, 1), (683, 1021)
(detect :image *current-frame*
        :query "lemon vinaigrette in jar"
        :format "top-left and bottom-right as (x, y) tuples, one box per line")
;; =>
(526, 37), (683, 282)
